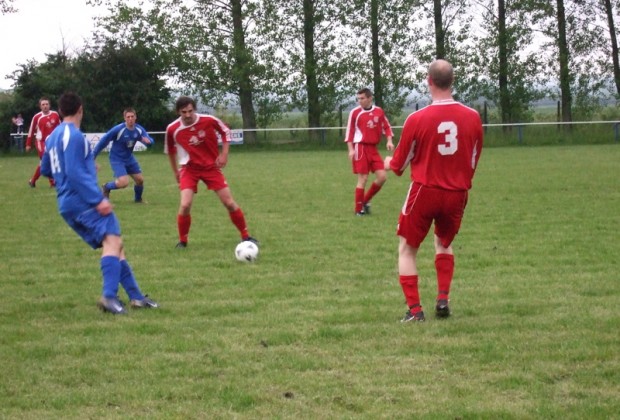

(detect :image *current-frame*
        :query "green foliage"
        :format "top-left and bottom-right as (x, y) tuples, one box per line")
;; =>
(5, 43), (172, 133)
(1, 146), (619, 417)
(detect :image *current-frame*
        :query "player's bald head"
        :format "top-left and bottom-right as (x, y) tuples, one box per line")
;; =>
(428, 59), (454, 90)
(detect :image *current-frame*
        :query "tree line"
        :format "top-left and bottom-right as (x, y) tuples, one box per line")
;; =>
(2, 0), (620, 145)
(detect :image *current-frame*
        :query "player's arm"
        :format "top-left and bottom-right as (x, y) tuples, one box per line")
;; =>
(137, 124), (154, 146)
(164, 129), (180, 183)
(383, 115), (395, 151)
(25, 114), (39, 150)
(214, 119), (231, 168)
(92, 130), (113, 159)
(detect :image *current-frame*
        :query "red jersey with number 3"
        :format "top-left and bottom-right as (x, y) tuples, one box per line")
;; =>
(390, 101), (483, 191)
(164, 114), (231, 169)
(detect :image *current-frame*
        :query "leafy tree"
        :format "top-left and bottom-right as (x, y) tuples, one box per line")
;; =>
(8, 44), (171, 133)
(73, 40), (172, 131)
(260, 0), (357, 138)
(349, 0), (418, 118)
(1, 0), (16, 14)
(470, 0), (546, 125)
(92, 0), (288, 143)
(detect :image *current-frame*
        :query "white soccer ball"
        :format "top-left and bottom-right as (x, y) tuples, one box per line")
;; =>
(235, 241), (259, 263)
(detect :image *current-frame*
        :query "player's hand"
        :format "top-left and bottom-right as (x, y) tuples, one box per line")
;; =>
(96, 199), (113, 215)
(386, 142), (394, 151)
(215, 155), (228, 168)
(25, 145), (31, 152)
(384, 156), (393, 170)
(348, 150), (355, 160)
(95, 162), (101, 172)
(142, 136), (152, 145)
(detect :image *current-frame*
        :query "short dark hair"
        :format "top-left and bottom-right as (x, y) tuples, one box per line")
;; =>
(58, 92), (82, 117)
(357, 88), (373, 97)
(175, 96), (197, 112)
(123, 107), (136, 116)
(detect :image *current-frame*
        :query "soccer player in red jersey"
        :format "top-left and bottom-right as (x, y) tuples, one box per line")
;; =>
(164, 96), (257, 249)
(385, 59), (483, 322)
(26, 97), (61, 187)
(345, 88), (394, 216)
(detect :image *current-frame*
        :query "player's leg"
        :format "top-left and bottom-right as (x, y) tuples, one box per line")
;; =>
(362, 150), (387, 212)
(116, 247), (158, 309)
(127, 160), (145, 203)
(432, 190), (467, 318)
(215, 186), (255, 242)
(130, 172), (145, 203)
(398, 237), (425, 322)
(355, 173), (368, 215)
(102, 161), (129, 199)
(29, 143), (45, 187)
(433, 235), (454, 318)
(176, 188), (194, 247)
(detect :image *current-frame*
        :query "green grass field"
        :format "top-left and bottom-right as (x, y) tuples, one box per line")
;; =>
(1, 145), (619, 418)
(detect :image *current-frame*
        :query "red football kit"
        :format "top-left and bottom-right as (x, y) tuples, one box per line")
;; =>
(345, 105), (393, 174)
(390, 100), (483, 248)
(26, 111), (61, 158)
(165, 113), (252, 244)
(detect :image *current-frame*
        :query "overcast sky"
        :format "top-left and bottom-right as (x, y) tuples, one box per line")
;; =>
(0, 0), (106, 90)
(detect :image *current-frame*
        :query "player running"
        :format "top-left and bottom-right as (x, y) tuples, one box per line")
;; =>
(93, 108), (154, 203)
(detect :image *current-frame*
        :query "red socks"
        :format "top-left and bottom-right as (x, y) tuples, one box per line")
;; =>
(229, 208), (249, 239)
(355, 188), (364, 213)
(399, 275), (421, 310)
(435, 253), (454, 300)
(363, 182), (382, 204)
(177, 214), (191, 243)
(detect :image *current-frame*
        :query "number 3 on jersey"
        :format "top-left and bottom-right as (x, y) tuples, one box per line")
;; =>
(437, 121), (458, 155)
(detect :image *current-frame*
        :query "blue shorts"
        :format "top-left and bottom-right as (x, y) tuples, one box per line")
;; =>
(62, 208), (122, 249)
(110, 159), (141, 178)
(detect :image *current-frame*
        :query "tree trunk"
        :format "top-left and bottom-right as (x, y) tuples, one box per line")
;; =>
(304, 0), (321, 141)
(556, 0), (572, 126)
(603, 0), (620, 97)
(433, 0), (445, 59)
(497, 0), (511, 130)
(371, 0), (383, 107)
(231, 0), (257, 143)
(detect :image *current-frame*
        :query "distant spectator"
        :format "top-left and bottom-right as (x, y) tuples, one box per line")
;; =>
(12, 113), (24, 134)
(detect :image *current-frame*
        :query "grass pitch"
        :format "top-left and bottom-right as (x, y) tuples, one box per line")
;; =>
(0, 144), (619, 418)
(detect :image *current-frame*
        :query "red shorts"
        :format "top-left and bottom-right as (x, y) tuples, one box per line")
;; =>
(179, 164), (228, 193)
(397, 183), (468, 248)
(352, 143), (384, 174)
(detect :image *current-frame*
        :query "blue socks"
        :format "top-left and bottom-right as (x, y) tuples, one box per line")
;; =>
(119, 259), (143, 301)
(105, 181), (118, 191)
(100, 255), (121, 298)
(134, 185), (144, 202)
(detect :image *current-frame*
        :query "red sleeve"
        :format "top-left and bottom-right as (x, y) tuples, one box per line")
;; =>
(164, 125), (176, 155)
(344, 108), (358, 143)
(26, 114), (40, 147)
(389, 114), (416, 177)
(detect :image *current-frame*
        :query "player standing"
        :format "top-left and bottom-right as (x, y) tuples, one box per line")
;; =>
(164, 96), (257, 249)
(345, 88), (394, 216)
(26, 97), (61, 187)
(40, 92), (158, 314)
(385, 59), (483, 322)
(93, 108), (154, 203)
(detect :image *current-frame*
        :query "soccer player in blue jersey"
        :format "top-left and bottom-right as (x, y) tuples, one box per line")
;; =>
(41, 93), (158, 314)
(93, 108), (154, 203)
